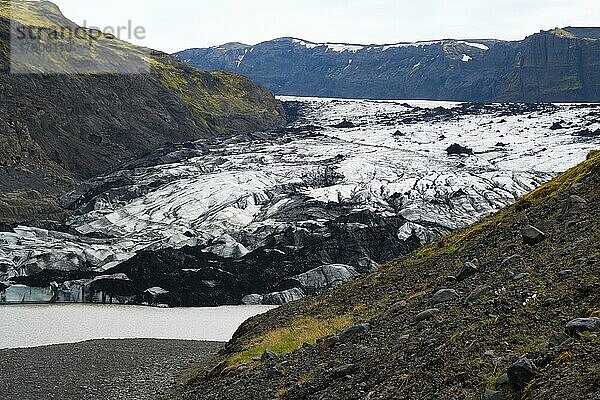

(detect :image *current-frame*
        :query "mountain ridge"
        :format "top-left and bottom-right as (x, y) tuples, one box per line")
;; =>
(176, 27), (600, 102)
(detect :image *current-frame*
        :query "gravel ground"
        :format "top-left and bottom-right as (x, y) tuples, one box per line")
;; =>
(0, 339), (223, 400)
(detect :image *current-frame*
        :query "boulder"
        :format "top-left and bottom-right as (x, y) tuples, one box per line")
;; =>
(457, 262), (479, 281)
(507, 357), (537, 390)
(521, 225), (546, 245)
(431, 289), (460, 304)
(565, 317), (600, 337)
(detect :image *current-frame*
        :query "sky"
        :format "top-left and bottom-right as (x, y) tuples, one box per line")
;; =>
(49, 0), (600, 53)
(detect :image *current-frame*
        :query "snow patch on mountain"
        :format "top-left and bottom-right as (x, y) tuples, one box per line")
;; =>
(457, 41), (490, 50)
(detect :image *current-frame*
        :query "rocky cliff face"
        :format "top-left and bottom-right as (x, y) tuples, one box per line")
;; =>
(176, 27), (600, 102)
(0, 0), (285, 224)
(172, 150), (600, 400)
(499, 28), (600, 102)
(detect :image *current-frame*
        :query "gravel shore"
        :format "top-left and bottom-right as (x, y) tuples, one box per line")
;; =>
(0, 339), (223, 400)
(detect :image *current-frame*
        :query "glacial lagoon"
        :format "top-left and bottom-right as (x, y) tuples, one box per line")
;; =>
(0, 304), (275, 349)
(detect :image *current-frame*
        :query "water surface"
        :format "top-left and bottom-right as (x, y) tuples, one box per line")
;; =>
(0, 304), (275, 349)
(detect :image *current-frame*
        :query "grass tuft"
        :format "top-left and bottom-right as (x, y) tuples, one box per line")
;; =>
(226, 314), (354, 368)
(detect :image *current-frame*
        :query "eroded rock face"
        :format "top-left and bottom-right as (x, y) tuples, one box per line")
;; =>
(1, 98), (599, 306)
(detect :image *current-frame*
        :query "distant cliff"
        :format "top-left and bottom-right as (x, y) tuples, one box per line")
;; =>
(0, 0), (285, 223)
(176, 27), (600, 102)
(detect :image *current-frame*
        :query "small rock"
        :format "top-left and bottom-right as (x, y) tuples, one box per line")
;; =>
(484, 350), (496, 357)
(522, 225), (546, 245)
(414, 308), (439, 322)
(496, 373), (509, 386)
(320, 335), (340, 350)
(355, 347), (375, 359)
(261, 349), (278, 363)
(467, 285), (491, 302)
(513, 273), (530, 281)
(339, 323), (370, 342)
(386, 300), (407, 315)
(557, 270), (573, 279)
(548, 332), (571, 349)
(484, 390), (505, 400)
(565, 317), (600, 337)
(550, 121), (564, 130)
(542, 298), (558, 307)
(562, 195), (586, 217)
(507, 357), (537, 390)
(331, 364), (356, 379)
(456, 262), (479, 281)
(431, 289), (460, 304)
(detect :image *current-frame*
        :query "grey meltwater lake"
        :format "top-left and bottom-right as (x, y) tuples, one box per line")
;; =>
(0, 304), (275, 349)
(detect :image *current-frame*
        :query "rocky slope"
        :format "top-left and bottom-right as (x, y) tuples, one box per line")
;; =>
(1, 97), (598, 306)
(172, 150), (600, 400)
(176, 27), (600, 102)
(0, 0), (285, 224)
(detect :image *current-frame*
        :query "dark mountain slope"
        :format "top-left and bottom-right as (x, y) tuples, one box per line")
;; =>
(0, 0), (285, 223)
(173, 150), (600, 400)
(176, 28), (600, 102)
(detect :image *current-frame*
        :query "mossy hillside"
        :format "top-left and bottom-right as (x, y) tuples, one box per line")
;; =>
(151, 55), (283, 133)
(176, 150), (600, 399)
(0, 0), (285, 224)
(0, 0), (65, 29)
(1, 0), (283, 129)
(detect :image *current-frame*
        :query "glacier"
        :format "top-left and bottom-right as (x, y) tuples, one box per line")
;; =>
(1, 97), (599, 305)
